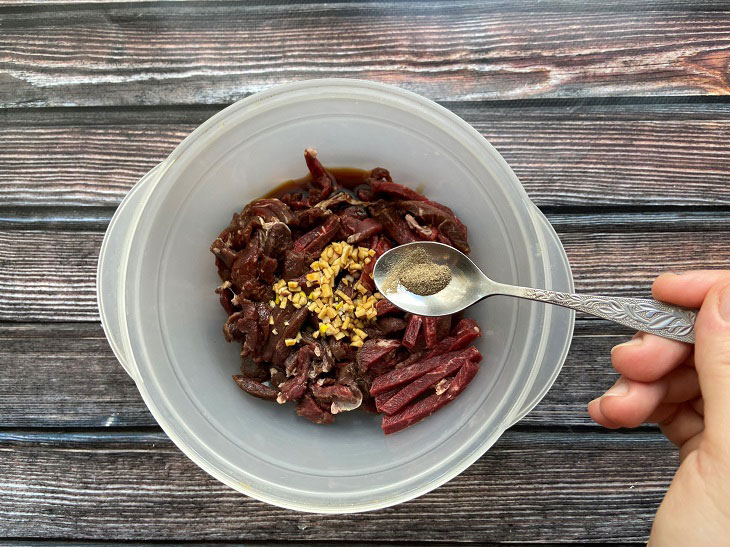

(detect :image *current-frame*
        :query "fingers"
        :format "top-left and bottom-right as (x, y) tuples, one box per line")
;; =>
(658, 402), (705, 454)
(588, 367), (699, 429)
(652, 270), (730, 309)
(690, 397), (704, 416)
(611, 332), (692, 382)
(692, 280), (730, 449)
(587, 397), (620, 429)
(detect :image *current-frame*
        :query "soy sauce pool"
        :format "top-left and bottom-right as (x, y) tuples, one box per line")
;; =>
(264, 167), (371, 199)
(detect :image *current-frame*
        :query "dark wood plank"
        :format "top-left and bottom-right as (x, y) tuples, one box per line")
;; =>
(2, 3), (730, 108)
(0, 230), (102, 321)
(0, 428), (676, 542)
(1, 226), (727, 321)
(0, 323), (151, 427)
(2, 103), (730, 208)
(0, 320), (657, 429)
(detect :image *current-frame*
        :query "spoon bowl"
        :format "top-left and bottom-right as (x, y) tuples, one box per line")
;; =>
(374, 242), (697, 344)
(373, 242), (484, 316)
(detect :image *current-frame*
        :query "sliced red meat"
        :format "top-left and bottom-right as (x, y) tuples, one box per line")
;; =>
(435, 316), (452, 340)
(346, 218), (383, 244)
(329, 339), (354, 362)
(376, 316), (407, 335)
(261, 221), (292, 258)
(230, 233), (269, 300)
(402, 315), (423, 349)
(316, 192), (367, 214)
(261, 306), (309, 365)
(248, 198), (296, 225)
(369, 167), (392, 182)
(296, 394), (335, 424)
(376, 298), (401, 316)
(374, 388), (398, 413)
(368, 357), (399, 377)
(232, 376), (279, 401)
(438, 219), (470, 255)
(240, 356), (268, 382)
(283, 249), (308, 280)
(369, 205), (419, 245)
(428, 318), (481, 357)
(279, 345), (313, 401)
(378, 350), (480, 416)
(294, 205), (330, 230)
(225, 300), (272, 361)
(394, 350), (425, 370)
(310, 383), (359, 404)
(359, 272), (375, 293)
(370, 180), (427, 202)
(382, 360), (479, 434)
(357, 187), (375, 201)
(356, 338), (401, 372)
(423, 317), (438, 349)
(210, 238), (239, 269)
(259, 256), (278, 284)
(214, 149), (481, 433)
(279, 191), (307, 210)
(304, 149), (335, 205)
(449, 319), (481, 349)
(304, 148), (332, 182)
(292, 215), (340, 255)
(436, 232), (452, 246)
(398, 200), (469, 254)
(215, 283), (236, 315)
(363, 235), (391, 276)
(370, 346), (481, 396)
(405, 213), (438, 241)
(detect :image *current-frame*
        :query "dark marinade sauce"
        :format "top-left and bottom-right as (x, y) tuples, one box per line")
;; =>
(264, 167), (371, 199)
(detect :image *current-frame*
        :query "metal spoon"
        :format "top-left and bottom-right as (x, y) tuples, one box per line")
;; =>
(373, 241), (697, 344)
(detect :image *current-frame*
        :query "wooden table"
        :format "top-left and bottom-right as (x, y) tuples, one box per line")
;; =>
(1, 1), (729, 543)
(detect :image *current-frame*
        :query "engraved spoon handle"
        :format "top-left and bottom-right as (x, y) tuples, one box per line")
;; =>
(491, 284), (697, 343)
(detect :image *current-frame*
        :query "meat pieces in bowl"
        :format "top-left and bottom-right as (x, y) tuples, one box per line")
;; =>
(211, 149), (483, 434)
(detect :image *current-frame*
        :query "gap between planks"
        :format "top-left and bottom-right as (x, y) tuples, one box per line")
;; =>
(3, 0), (730, 13)
(1, 207), (729, 232)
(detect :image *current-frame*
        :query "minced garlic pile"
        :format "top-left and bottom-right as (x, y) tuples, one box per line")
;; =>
(270, 241), (383, 347)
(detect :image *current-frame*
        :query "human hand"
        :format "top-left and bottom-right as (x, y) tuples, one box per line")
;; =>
(587, 271), (730, 546)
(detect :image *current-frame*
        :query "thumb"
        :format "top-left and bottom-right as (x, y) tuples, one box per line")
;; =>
(694, 280), (730, 449)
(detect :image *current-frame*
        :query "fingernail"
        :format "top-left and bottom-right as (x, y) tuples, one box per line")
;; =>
(611, 336), (642, 355)
(719, 285), (730, 323)
(603, 377), (630, 397)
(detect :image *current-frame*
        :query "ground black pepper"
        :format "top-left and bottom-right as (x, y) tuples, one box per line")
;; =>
(384, 247), (452, 296)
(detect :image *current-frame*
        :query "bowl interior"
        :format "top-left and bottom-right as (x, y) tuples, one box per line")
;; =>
(122, 81), (566, 511)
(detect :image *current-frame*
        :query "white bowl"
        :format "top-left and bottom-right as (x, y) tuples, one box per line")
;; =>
(98, 79), (574, 513)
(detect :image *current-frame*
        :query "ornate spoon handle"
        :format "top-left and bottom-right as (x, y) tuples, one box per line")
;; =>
(493, 285), (697, 344)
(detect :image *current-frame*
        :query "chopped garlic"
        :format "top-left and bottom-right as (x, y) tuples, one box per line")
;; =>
(268, 240), (381, 345)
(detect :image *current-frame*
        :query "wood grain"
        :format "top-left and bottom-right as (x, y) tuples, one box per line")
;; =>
(2, 4), (730, 108)
(0, 230), (101, 321)
(2, 103), (730, 208)
(0, 320), (631, 428)
(0, 428), (676, 542)
(1, 227), (727, 321)
(0, 323), (150, 428)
